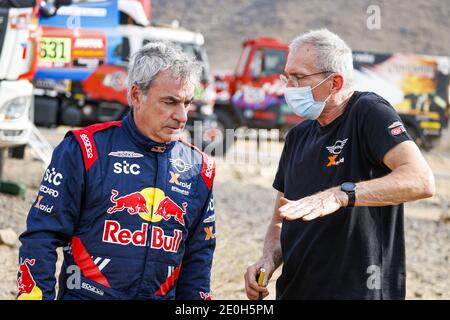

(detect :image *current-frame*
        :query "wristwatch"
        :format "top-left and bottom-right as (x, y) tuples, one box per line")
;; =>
(340, 182), (356, 207)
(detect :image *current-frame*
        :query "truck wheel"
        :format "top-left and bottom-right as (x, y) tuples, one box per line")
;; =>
(9, 145), (25, 159)
(209, 109), (236, 156)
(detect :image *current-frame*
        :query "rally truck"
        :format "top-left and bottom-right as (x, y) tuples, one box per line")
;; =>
(0, 0), (39, 163)
(32, 0), (221, 152)
(214, 36), (450, 151)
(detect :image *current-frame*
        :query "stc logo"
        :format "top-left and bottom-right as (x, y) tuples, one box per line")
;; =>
(113, 161), (140, 175)
(44, 167), (63, 186)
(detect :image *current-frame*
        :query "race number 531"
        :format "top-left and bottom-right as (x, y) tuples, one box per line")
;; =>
(40, 37), (71, 63)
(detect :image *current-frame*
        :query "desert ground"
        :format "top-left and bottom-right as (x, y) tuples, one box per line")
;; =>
(0, 126), (449, 300)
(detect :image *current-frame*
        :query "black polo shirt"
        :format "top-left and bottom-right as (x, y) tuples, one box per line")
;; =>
(273, 91), (411, 300)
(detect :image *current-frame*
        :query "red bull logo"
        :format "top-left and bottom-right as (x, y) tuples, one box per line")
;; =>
(154, 197), (187, 226)
(107, 189), (149, 215)
(17, 259), (42, 300)
(106, 188), (186, 226)
(102, 221), (148, 246)
(103, 221), (183, 252)
(103, 188), (187, 251)
(150, 226), (183, 253)
(18, 259), (36, 294)
(200, 291), (212, 300)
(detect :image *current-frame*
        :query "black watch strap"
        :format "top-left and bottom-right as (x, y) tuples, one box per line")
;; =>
(346, 190), (356, 207)
(341, 182), (356, 208)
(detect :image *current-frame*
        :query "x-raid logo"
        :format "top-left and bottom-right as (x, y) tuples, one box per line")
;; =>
(325, 138), (348, 167)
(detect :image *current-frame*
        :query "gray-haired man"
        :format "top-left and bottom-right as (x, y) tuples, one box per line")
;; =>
(244, 29), (435, 300)
(18, 42), (216, 300)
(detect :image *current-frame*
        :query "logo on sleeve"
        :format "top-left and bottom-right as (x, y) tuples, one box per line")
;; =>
(34, 195), (53, 214)
(325, 138), (348, 167)
(204, 226), (216, 240)
(17, 258), (43, 300)
(169, 158), (193, 173)
(388, 121), (406, 136)
(44, 167), (63, 186)
(169, 171), (191, 196)
(200, 291), (212, 300)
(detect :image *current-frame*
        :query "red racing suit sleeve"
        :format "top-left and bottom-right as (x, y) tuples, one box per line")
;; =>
(175, 158), (216, 300)
(17, 136), (85, 300)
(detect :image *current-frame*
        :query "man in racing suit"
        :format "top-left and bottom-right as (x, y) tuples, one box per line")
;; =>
(17, 42), (216, 300)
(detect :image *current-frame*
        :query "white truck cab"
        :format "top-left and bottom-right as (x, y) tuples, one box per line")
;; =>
(0, 3), (36, 149)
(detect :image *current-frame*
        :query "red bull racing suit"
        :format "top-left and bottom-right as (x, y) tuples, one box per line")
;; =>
(17, 112), (216, 300)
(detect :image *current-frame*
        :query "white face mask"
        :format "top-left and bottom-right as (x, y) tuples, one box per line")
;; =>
(284, 74), (333, 120)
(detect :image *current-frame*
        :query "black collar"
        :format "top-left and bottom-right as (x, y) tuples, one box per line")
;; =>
(122, 110), (176, 153)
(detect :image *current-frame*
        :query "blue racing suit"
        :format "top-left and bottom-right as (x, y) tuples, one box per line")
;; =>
(17, 112), (216, 300)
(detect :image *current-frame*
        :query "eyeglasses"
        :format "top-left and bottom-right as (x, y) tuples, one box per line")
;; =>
(280, 71), (334, 87)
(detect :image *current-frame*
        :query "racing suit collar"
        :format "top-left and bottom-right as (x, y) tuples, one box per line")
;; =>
(122, 111), (176, 153)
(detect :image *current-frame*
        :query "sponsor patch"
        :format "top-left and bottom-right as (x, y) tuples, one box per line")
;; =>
(203, 214), (215, 224)
(39, 185), (59, 198)
(113, 161), (140, 175)
(200, 291), (212, 300)
(108, 151), (143, 158)
(204, 226), (216, 241)
(34, 195), (53, 214)
(44, 167), (63, 186)
(388, 121), (407, 136)
(169, 158), (193, 173)
(326, 139), (348, 155)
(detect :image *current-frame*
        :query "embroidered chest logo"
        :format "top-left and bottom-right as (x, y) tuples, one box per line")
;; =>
(325, 138), (348, 167)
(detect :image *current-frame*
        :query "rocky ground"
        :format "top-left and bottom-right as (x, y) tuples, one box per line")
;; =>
(0, 126), (449, 300)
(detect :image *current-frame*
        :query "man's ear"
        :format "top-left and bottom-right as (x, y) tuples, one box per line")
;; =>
(130, 84), (142, 111)
(330, 73), (344, 92)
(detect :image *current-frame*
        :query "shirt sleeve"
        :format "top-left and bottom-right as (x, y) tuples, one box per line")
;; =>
(175, 170), (216, 300)
(17, 136), (84, 300)
(360, 97), (412, 166)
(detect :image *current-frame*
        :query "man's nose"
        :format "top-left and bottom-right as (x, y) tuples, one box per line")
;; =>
(173, 103), (188, 123)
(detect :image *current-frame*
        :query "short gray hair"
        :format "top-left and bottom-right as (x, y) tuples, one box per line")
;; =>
(289, 29), (354, 88)
(126, 41), (202, 105)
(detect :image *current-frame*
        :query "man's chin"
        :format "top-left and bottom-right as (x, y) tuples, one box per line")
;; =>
(166, 132), (183, 142)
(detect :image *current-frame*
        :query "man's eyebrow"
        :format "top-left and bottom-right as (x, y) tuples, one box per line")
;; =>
(161, 96), (182, 103)
(285, 71), (307, 77)
(185, 97), (194, 104)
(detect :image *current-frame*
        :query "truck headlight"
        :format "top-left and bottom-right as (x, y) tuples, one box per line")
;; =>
(1, 96), (32, 121)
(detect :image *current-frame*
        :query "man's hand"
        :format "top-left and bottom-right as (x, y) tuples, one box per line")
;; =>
(279, 187), (347, 221)
(244, 257), (276, 300)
